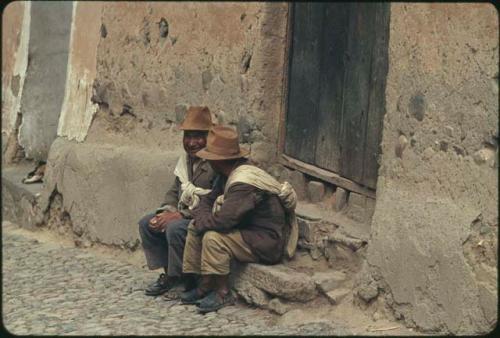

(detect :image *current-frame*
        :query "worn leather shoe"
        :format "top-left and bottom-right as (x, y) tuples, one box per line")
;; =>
(183, 273), (198, 292)
(197, 290), (235, 313)
(180, 287), (207, 305)
(144, 274), (179, 296)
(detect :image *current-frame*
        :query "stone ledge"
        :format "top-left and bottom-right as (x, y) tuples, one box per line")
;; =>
(2, 141), (179, 248)
(2, 161), (44, 228)
(233, 263), (317, 302)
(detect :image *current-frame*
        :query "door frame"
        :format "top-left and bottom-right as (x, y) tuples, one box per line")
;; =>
(277, 3), (377, 199)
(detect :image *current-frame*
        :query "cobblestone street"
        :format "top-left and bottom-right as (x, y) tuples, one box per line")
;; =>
(2, 222), (348, 336)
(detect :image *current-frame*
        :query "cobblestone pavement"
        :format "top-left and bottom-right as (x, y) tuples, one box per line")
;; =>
(2, 224), (349, 336)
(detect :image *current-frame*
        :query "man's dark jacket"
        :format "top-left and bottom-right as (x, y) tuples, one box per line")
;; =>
(191, 163), (286, 264)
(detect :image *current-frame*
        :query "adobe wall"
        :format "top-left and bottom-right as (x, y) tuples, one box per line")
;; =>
(57, 2), (104, 142)
(40, 2), (289, 247)
(1, 1), (30, 161)
(359, 3), (498, 334)
(17, 1), (73, 161)
(86, 2), (288, 163)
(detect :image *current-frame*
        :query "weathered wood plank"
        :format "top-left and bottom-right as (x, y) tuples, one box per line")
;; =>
(314, 3), (350, 173)
(339, 4), (377, 183)
(281, 154), (376, 199)
(278, 3), (294, 156)
(284, 2), (324, 164)
(362, 3), (390, 189)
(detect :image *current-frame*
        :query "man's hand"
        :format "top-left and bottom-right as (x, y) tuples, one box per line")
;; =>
(149, 211), (183, 232)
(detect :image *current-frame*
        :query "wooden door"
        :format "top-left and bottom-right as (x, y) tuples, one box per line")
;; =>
(284, 3), (390, 190)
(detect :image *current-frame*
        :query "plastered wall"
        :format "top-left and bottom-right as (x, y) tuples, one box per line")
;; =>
(57, 2), (104, 142)
(1, 1), (30, 160)
(364, 3), (498, 334)
(17, 1), (73, 161)
(85, 2), (288, 165)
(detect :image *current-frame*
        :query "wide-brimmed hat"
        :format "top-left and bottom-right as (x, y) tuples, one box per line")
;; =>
(179, 106), (213, 131)
(196, 125), (250, 160)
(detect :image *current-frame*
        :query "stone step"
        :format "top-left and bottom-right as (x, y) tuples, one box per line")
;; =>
(232, 263), (317, 303)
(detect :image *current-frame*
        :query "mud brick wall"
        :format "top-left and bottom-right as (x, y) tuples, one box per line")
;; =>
(86, 2), (288, 164)
(359, 3), (498, 334)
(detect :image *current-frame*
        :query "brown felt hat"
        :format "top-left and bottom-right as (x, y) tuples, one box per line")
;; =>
(179, 106), (213, 131)
(196, 125), (250, 160)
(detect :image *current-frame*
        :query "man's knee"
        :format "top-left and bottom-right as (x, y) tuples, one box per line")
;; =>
(138, 214), (155, 235)
(202, 231), (222, 248)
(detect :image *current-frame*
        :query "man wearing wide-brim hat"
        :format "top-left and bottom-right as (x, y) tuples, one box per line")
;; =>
(138, 106), (217, 297)
(180, 125), (298, 313)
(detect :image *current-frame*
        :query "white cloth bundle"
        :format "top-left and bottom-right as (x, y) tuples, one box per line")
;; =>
(212, 164), (299, 259)
(173, 153), (212, 210)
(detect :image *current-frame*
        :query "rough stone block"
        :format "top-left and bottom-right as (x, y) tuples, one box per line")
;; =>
(234, 263), (317, 302)
(335, 188), (348, 211)
(348, 192), (366, 209)
(288, 170), (307, 200)
(329, 233), (365, 251)
(395, 134), (409, 158)
(326, 288), (350, 305)
(297, 238), (313, 250)
(307, 181), (325, 203)
(297, 218), (321, 243)
(233, 279), (270, 307)
(310, 246), (322, 260)
(422, 147), (435, 161)
(267, 298), (290, 315)
(473, 148), (496, 165)
(295, 203), (322, 221)
(312, 271), (347, 293)
(324, 242), (362, 272)
(356, 280), (379, 303)
(444, 125), (454, 137)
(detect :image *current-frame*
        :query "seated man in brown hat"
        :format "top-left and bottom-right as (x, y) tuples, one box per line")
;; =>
(138, 106), (218, 297)
(180, 125), (298, 313)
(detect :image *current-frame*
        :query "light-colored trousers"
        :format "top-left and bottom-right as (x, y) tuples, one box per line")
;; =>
(182, 224), (258, 275)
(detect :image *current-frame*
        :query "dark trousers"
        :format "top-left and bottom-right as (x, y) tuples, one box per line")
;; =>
(138, 213), (190, 277)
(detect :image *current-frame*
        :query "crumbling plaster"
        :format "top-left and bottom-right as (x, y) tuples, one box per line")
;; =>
(57, 2), (103, 142)
(363, 3), (498, 334)
(1, 1), (30, 159)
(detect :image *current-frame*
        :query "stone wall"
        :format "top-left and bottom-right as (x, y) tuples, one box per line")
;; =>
(359, 3), (498, 334)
